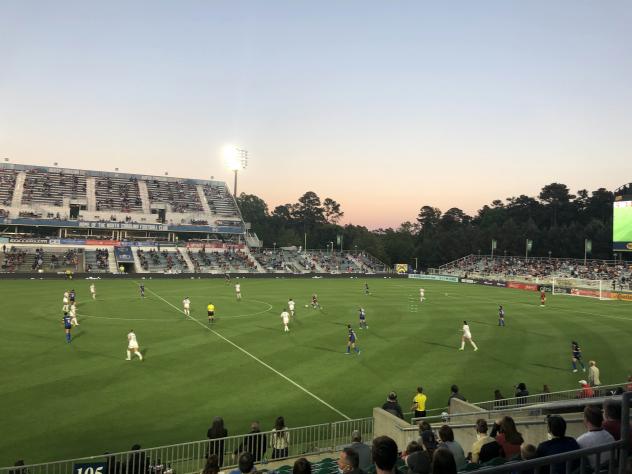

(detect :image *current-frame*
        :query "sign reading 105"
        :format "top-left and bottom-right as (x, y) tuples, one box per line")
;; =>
(73, 462), (108, 474)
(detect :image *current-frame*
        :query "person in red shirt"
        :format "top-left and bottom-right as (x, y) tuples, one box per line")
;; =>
(603, 399), (632, 450)
(577, 380), (594, 398)
(491, 416), (524, 459)
(540, 289), (546, 307)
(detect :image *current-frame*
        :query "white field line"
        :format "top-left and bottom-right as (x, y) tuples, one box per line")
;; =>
(144, 285), (352, 421)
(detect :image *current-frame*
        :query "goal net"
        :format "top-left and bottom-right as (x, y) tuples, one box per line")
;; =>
(551, 278), (615, 301)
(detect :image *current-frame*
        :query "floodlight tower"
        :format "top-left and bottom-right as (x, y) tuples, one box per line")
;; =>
(224, 145), (248, 197)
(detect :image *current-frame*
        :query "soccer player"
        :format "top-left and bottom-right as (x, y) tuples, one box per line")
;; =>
(311, 294), (320, 309)
(281, 308), (290, 332)
(498, 305), (505, 327)
(126, 329), (143, 361)
(62, 312), (72, 343)
(69, 302), (79, 326)
(540, 289), (546, 307)
(182, 297), (191, 317)
(346, 324), (360, 355)
(69, 289), (76, 304)
(459, 320), (478, 351)
(224, 272), (231, 285)
(207, 302), (215, 324)
(571, 341), (586, 373)
(419, 288), (425, 303)
(359, 307), (368, 329)
(139, 283), (145, 299)
(288, 298), (295, 318)
(89, 283), (96, 300)
(364, 282), (371, 296)
(235, 283), (242, 300)
(62, 291), (70, 313)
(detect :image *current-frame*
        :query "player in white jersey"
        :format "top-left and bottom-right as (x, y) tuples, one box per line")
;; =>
(281, 309), (290, 332)
(288, 298), (295, 318)
(235, 283), (242, 300)
(62, 291), (70, 313)
(419, 288), (425, 303)
(182, 297), (191, 317)
(126, 330), (143, 361)
(69, 303), (79, 326)
(90, 283), (96, 300)
(459, 320), (478, 351)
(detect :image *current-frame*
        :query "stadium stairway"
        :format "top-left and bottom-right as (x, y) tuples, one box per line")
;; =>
(243, 247), (266, 273)
(132, 249), (149, 273)
(108, 250), (119, 273)
(10, 171), (26, 209)
(137, 180), (151, 214)
(85, 177), (97, 211)
(180, 248), (196, 272)
(195, 184), (212, 213)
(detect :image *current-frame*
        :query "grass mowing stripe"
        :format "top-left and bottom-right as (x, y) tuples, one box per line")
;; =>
(143, 285), (352, 421)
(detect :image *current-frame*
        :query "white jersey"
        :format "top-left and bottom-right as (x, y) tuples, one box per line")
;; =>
(420, 289), (425, 296)
(462, 324), (472, 339)
(90, 284), (95, 293)
(69, 304), (77, 317)
(281, 311), (290, 324)
(183, 298), (190, 309)
(127, 332), (139, 349)
(288, 300), (295, 311)
(235, 284), (241, 293)
(63, 293), (69, 304)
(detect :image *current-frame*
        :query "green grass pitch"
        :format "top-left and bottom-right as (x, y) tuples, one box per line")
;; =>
(1, 277), (631, 466)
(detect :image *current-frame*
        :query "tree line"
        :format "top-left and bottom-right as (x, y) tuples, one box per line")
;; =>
(237, 183), (618, 269)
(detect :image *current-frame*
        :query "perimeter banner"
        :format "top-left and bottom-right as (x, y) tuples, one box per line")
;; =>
(408, 274), (459, 283)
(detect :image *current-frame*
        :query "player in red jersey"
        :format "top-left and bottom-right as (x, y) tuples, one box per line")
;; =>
(540, 289), (546, 307)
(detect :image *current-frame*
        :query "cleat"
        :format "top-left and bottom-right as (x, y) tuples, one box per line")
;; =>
(572, 369), (578, 373)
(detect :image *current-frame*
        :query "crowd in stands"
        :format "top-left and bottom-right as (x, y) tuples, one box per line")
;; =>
(96, 176), (143, 213)
(93, 248), (110, 270)
(23, 169), (86, 206)
(1, 246), (28, 271)
(146, 179), (203, 213)
(189, 248), (256, 273)
(0, 169), (17, 206)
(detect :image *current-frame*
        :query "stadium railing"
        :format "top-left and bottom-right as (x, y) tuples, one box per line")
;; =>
(0, 417), (373, 474)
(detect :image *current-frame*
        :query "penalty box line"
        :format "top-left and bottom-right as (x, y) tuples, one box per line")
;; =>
(143, 285), (352, 421)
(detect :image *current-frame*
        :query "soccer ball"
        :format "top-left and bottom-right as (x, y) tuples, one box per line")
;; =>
(305, 304), (309, 308)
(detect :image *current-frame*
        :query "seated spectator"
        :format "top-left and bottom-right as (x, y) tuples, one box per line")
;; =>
(338, 447), (363, 474)
(431, 448), (457, 474)
(438, 425), (466, 469)
(491, 416), (524, 460)
(602, 399), (632, 449)
(293, 458), (311, 474)
(230, 452), (254, 474)
(202, 454), (222, 474)
(382, 392), (404, 419)
(372, 436), (398, 474)
(536, 415), (580, 474)
(520, 444), (536, 461)
(407, 432), (436, 474)
(576, 405), (615, 469)
(478, 441), (505, 465)
(469, 419), (495, 464)
(349, 430), (372, 473)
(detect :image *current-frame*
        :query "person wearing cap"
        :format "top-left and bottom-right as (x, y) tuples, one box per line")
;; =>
(349, 430), (372, 473)
(382, 392), (404, 419)
(577, 380), (594, 398)
(469, 419), (495, 464)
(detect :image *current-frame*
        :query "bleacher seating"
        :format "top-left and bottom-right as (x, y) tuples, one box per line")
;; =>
(187, 248), (257, 273)
(22, 169), (86, 206)
(1, 246), (82, 272)
(95, 176), (142, 212)
(136, 248), (189, 273)
(84, 248), (111, 273)
(0, 168), (17, 206)
(202, 182), (239, 217)
(146, 179), (203, 213)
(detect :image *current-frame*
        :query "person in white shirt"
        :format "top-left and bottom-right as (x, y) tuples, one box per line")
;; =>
(288, 298), (295, 318)
(69, 303), (79, 326)
(89, 283), (96, 300)
(235, 283), (242, 300)
(182, 297), (191, 317)
(419, 288), (425, 303)
(576, 405), (614, 469)
(459, 321), (478, 351)
(281, 309), (290, 332)
(126, 330), (143, 361)
(62, 291), (70, 313)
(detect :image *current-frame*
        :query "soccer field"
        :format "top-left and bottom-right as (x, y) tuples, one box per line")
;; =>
(1, 277), (631, 466)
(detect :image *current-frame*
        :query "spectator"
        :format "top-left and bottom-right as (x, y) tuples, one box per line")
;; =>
(577, 380), (594, 398)
(539, 384), (552, 402)
(478, 441), (504, 465)
(576, 405), (615, 469)
(431, 448), (457, 474)
(492, 416), (524, 460)
(382, 392), (404, 419)
(535, 415), (579, 474)
(447, 385), (466, 408)
(493, 389), (508, 410)
(407, 430), (436, 474)
(8, 460), (27, 474)
(588, 361), (601, 387)
(338, 447), (363, 474)
(470, 419), (495, 464)
(515, 383), (529, 405)
(602, 399), (632, 449)
(235, 421), (267, 463)
(349, 430), (372, 472)
(207, 416), (228, 466)
(293, 458), (311, 474)
(126, 444), (149, 474)
(270, 416), (289, 459)
(411, 386), (427, 418)
(520, 444), (537, 461)
(372, 436), (398, 474)
(230, 452), (254, 474)
(437, 425), (466, 469)
(202, 454), (222, 474)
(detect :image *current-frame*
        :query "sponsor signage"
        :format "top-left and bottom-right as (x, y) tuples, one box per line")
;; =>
(613, 242), (632, 251)
(85, 239), (120, 246)
(8, 238), (49, 244)
(460, 278), (476, 284)
(617, 292), (632, 302)
(408, 274), (459, 283)
(506, 281), (540, 292)
(78, 221), (168, 231)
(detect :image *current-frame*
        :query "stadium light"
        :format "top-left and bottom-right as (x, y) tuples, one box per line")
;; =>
(223, 145), (248, 197)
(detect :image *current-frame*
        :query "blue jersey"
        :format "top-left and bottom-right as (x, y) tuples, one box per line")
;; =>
(63, 315), (71, 329)
(499, 309), (505, 318)
(69, 291), (76, 301)
(572, 343), (582, 358)
(348, 329), (357, 343)
(359, 309), (366, 320)
(140, 285), (145, 293)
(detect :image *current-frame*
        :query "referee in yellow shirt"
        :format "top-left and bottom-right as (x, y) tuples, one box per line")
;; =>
(207, 302), (215, 325)
(411, 386), (427, 418)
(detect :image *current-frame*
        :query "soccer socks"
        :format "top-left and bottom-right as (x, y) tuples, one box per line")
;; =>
(284, 325), (289, 332)
(66, 333), (71, 343)
(471, 341), (478, 351)
(136, 351), (143, 361)
(579, 360), (585, 370)
(126, 350), (131, 360)
(460, 341), (465, 350)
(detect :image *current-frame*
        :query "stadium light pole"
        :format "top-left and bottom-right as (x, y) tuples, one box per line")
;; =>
(223, 145), (248, 197)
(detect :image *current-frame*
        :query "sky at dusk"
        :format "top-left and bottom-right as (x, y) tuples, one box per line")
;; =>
(1, 1), (631, 229)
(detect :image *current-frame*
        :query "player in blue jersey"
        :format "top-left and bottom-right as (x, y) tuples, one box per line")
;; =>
(69, 289), (76, 304)
(346, 324), (360, 355)
(62, 312), (72, 343)
(571, 341), (586, 373)
(139, 283), (145, 298)
(498, 305), (505, 327)
(359, 307), (368, 329)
